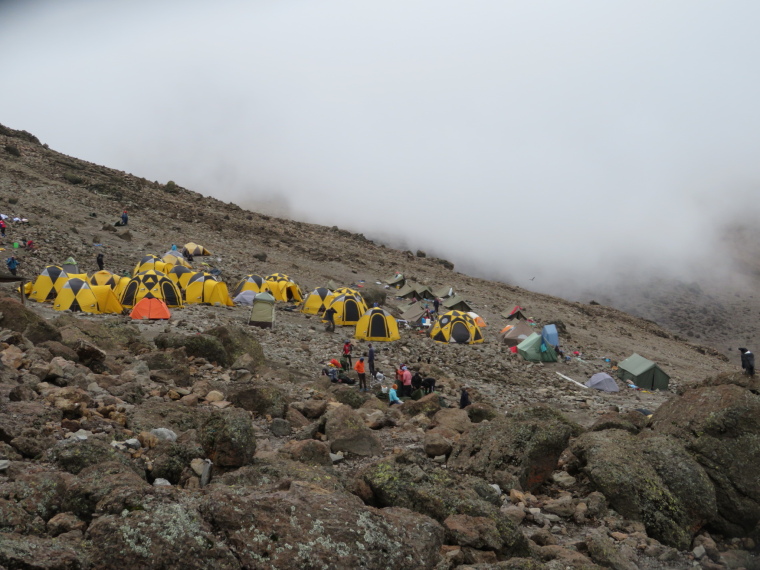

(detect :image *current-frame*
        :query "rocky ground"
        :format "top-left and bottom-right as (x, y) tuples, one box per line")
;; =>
(0, 124), (757, 569)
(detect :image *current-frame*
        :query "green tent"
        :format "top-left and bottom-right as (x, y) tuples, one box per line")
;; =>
(248, 292), (275, 329)
(432, 285), (454, 299)
(386, 273), (405, 288)
(517, 333), (558, 363)
(443, 294), (472, 312)
(617, 353), (669, 391)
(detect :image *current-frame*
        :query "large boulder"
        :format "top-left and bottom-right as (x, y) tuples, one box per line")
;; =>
(86, 494), (239, 569)
(63, 461), (148, 521)
(356, 451), (529, 558)
(324, 405), (383, 456)
(155, 332), (228, 366)
(128, 401), (211, 434)
(431, 408), (471, 433)
(45, 439), (143, 477)
(200, 482), (444, 569)
(214, 457), (345, 494)
(571, 429), (717, 549)
(203, 325), (265, 371)
(0, 296), (61, 344)
(227, 380), (290, 418)
(448, 406), (579, 491)
(650, 383), (760, 538)
(0, 533), (83, 569)
(199, 408), (256, 469)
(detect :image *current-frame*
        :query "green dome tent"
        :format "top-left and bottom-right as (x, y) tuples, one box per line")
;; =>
(516, 333), (558, 363)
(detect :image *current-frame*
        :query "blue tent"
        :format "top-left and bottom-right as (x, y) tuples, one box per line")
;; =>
(541, 324), (559, 348)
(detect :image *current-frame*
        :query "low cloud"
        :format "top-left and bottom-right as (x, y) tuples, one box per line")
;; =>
(2, 0), (760, 299)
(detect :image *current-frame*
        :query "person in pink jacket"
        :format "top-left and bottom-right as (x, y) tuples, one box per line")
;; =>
(401, 366), (413, 397)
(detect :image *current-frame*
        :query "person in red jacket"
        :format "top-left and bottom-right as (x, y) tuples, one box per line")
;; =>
(343, 341), (354, 368)
(354, 357), (367, 392)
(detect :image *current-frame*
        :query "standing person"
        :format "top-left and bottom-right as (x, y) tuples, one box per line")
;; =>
(739, 348), (756, 377)
(343, 340), (354, 368)
(401, 366), (413, 397)
(433, 297), (440, 314)
(5, 255), (19, 276)
(459, 387), (471, 409)
(367, 343), (376, 378)
(96, 252), (105, 271)
(355, 358), (367, 392)
(0, 219), (6, 238)
(422, 377), (436, 395)
(323, 306), (337, 333)
(121, 210), (128, 226)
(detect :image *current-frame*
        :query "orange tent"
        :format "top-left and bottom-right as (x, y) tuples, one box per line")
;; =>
(130, 296), (171, 320)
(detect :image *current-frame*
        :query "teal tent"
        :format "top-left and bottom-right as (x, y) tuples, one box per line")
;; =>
(617, 353), (670, 391)
(517, 333), (558, 363)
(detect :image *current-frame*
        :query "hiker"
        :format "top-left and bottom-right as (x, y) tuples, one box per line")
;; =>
(5, 255), (19, 276)
(388, 384), (402, 405)
(183, 250), (194, 262)
(739, 348), (755, 377)
(421, 377), (436, 394)
(121, 210), (128, 226)
(367, 343), (376, 378)
(433, 297), (440, 313)
(96, 252), (105, 271)
(339, 354), (350, 372)
(323, 306), (337, 333)
(459, 387), (471, 409)
(0, 219), (6, 237)
(355, 357), (367, 391)
(401, 366), (413, 397)
(343, 340), (354, 368)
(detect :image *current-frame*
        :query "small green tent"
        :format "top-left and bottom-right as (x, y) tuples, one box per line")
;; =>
(617, 353), (670, 390)
(517, 333), (558, 363)
(248, 292), (275, 329)
(443, 294), (472, 312)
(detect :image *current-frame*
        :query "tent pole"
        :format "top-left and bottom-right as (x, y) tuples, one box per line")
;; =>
(555, 372), (589, 389)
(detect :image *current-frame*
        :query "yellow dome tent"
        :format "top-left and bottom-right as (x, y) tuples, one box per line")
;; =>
(162, 250), (192, 269)
(30, 266), (71, 302)
(232, 274), (268, 297)
(91, 285), (124, 314)
(300, 287), (336, 315)
(265, 273), (303, 303)
(429, 310), (484, 344)
(119, 270), (183, 308)
(185, 273), (233, 306)
(134, 255), (169, 275)
(323, 294), (368, 326)
(182, 243), (212, 256)
(54, 278), (101, 314)
(89, 270), (121, 289)
(333, 287), (363, 301)
(355, 308), (400, 341)
(167, 266), (198, 290)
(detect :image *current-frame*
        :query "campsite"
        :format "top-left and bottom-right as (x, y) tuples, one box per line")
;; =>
(0, 124), (758, 569)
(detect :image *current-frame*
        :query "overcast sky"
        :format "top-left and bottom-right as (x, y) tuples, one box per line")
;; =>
(2, 1), (760, 296)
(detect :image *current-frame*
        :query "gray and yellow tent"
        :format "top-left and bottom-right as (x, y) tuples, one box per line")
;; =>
(617, 354), (670, 391)
(89, 270), (121, 289)
(167, 266), (198, 290)
(134, 255), (169, 275)
(429, 310), (484, 344)
(248, 292), (275, 329)
(323, 294), (368, 326)
(182, 243), (212, 256)
(185, 273), (233, 306)
(355, 308), (400, 341)
(516, 333), (558, 363)
(54, 278), (100, 314)
(119, 270), (183, 308)
(30, 266), (71, 302)
(265, 273), (303, 303)
(232, 274), (268, 297)
(91, 285), (124, 314)
(301, 287), (336, 315)
(333, 287), (363, 301)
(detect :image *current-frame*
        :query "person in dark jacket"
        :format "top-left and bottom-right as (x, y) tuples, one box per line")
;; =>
(96, 253), (105, 271)
(421, 377), (436, 394)
(459, 387), (471, 409)
(121, 210), (128, 226)
(323, 307), (337, 332)
(739, 348), (755, 377)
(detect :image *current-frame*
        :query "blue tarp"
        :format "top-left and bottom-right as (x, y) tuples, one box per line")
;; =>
(541, 324), (559, 347)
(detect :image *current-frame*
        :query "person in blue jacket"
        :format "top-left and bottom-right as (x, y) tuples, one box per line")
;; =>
(388, 384), (402, 406)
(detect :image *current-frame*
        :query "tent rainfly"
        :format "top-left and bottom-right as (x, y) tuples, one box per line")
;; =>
(248, 292), (275, 329)
(617, 353), (670, 391)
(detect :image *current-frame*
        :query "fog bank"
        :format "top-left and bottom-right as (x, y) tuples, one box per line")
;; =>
(3, 0), (760, 297)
